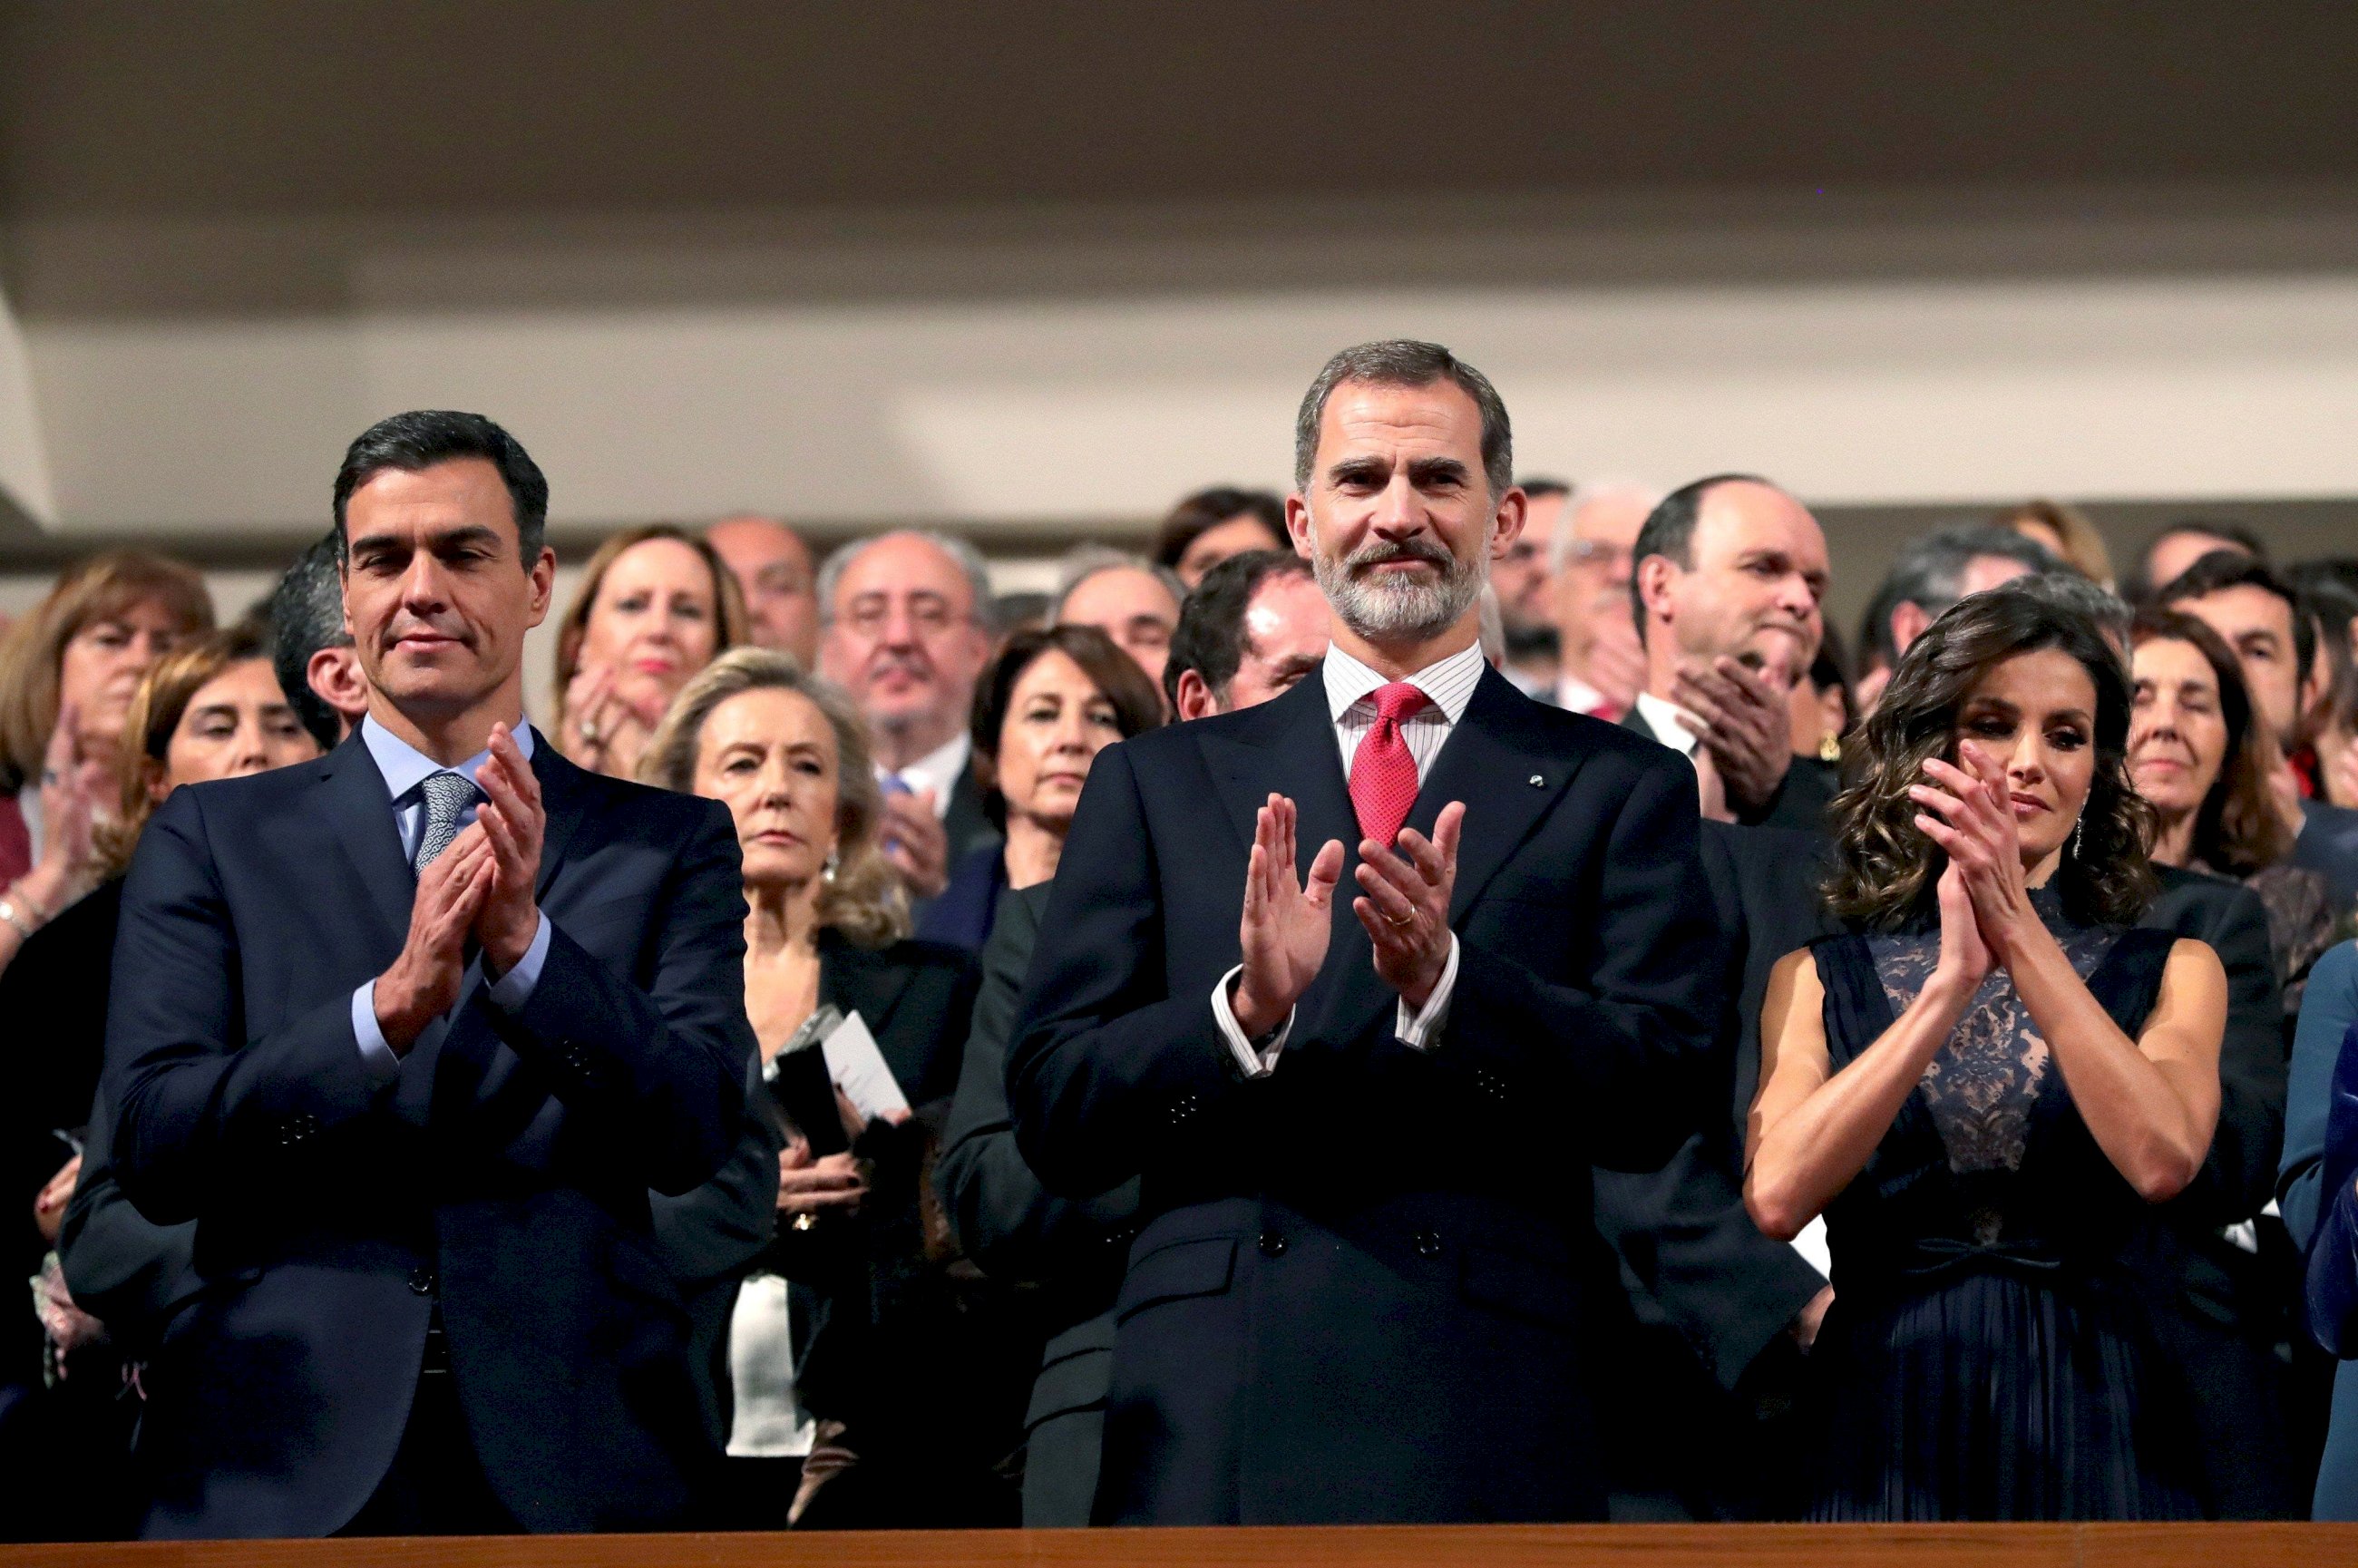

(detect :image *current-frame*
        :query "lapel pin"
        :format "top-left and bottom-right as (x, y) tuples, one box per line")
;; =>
(1527, 774), (1544, 787)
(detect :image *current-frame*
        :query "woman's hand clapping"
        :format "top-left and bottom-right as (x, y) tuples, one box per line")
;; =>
(1910, 749), (2035, 970)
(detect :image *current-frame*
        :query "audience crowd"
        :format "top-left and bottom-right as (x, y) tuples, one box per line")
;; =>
(6, 341), (2358, 1539)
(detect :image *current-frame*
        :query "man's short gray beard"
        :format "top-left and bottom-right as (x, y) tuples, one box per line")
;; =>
(1310, 523), (1486, 643)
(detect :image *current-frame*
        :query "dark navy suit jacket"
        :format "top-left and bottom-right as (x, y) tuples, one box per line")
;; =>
(103, 729), (754, 1537)
(1007, 665), (1720, 1524)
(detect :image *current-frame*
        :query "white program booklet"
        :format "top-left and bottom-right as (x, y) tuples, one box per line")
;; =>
(820, 1008), (911, 1125)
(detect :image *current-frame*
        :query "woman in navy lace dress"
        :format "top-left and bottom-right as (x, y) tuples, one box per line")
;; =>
(1747, 585), (2229, 1520)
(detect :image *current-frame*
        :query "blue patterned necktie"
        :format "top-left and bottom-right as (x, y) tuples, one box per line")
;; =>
(413, 771), (482, 873)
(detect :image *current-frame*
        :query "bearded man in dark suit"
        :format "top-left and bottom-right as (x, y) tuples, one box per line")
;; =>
(1008, 340), (1720, 1525)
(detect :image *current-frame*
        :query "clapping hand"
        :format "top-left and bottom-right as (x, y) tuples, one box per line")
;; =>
(1231, 794), (1344, 1038)
(1909, 750), (2032, 966)
(19, 702), (111, 916)
(472, 724), (545, 976)
(1354, 801), (1463, 1012)
(1672, 656), (1796, 817)
(374, 824), (496, 1053)
(879, 788), (950, 899)
(561, 662), (665, 777)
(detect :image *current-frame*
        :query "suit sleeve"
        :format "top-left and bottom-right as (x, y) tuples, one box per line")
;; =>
(473, 797), (754, 1194)
(1008, 743), (1249, 1196)
(1447, 749), (1723, 1170)
(58, 1076), (198, 1351)
(2285, 941), (2358, 1246)
(2295, 946), (2358, 1353)
(649, 1051), (782, 1288)
(938, 883), (1137, 1280)
(108, 789), (388, 1223)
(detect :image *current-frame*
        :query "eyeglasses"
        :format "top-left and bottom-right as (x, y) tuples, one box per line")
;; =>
(837, 593), (971, 638)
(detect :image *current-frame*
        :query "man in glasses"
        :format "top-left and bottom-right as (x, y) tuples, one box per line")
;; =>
(815, 531), (1001, 901)
(1548, 481), (1658, 720)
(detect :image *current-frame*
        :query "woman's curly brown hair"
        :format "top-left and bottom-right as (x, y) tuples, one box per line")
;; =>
(1825, 581), (2158, 931)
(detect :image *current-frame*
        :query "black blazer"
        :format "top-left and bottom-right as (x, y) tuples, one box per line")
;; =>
(102, 731), (754, 1538)
(1619, 704), (1839, 833)
(1008, 665), (1720, 1524)
(936, 880), (1139, 1526)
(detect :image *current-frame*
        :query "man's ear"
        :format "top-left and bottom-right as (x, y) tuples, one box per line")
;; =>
(1282, 493), (1315, 560)
(525, 547), (558, 629)
(1633, 552), (1681, 627)
(1488, 485), (1529, 560)
(1174, 668), (1221, 721)
(308, 647), (372, 727)
(1889, 600), (1933, 660)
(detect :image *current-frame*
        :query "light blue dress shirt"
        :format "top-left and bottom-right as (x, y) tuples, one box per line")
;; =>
(349, 716), (552, 1085)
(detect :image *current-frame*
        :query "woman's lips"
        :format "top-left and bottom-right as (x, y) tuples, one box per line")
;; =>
(2009, 793), (2049, 818)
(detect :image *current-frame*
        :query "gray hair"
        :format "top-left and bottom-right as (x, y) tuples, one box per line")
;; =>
(1550, 480), (1665, 574)
(1292, 339), (1514, 501)
(2017, 570), (2134, 650)
(638, 647), (910, 949)
(1050, 545), (1186, 623)
(1857, 524), (2063, 667)
(816, 529), (998, 635)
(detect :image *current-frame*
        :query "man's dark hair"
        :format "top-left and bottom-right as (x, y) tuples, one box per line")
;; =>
(1164, 549), (1315, 712)
(1294, 340), (1512, 500)
(266, 531), (353, 749)
(1855, 524), (2061, 668)
(1625, 472), (1770, 639)
(1516, 476), (1572, 501)
(1151, 487), (1288, 571)
(332, 410), (549, 567)
(2122, 518), (2266, 606)
(2016, 570), (2134, 650)
(2154, 548), (2315, 686)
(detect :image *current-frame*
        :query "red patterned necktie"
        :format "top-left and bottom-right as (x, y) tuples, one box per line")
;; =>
(1349, 681), (1427, 848)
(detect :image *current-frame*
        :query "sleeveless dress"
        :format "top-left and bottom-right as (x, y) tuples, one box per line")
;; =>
(1802, 889), (2200, 1521)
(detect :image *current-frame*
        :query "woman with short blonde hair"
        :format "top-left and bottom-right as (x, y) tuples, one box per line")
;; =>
(638, 648), (982, 1528)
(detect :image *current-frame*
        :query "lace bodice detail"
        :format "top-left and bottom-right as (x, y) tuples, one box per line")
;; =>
(1866, 891), (2121, 1176)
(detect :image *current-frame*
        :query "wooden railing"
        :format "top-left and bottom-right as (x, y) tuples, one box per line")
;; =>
(2, 1524), (2353, 1568)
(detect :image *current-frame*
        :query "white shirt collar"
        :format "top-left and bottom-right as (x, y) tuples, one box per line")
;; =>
(360, 714), (535, 802)
(1633, 690), (1700, 758)
(1555, 674), (1606, 714)
(880, 730), (970, 820)
(1321, 640), (1486, 726)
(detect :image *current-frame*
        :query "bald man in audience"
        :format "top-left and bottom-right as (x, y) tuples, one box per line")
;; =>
(706, 515), (819, 668)
(1624, 475), (1833, 829)
(1054, 550), (1185, 695)
(1549, 482), (1657, 719)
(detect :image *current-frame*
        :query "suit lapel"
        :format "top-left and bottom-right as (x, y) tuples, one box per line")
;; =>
(1194, 674), (1378, 1038)
(1409, 668), (1578, 923)
(315, 733), (414, 957)
(529, 730), (590, 902)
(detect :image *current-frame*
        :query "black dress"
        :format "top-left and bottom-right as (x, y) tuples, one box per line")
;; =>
(1803, 889), (2201, 1520)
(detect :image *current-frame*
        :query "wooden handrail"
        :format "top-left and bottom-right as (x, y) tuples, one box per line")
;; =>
(0, 1523), (2351, 1568)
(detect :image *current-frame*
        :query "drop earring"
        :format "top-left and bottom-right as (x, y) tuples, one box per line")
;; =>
(2071, 813), (2085, 861)
(822, 849), (840, 884)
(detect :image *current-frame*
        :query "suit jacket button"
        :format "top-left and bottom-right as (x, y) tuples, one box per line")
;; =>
(1257, 1231), (1288, 1259)
(408, 1266), (437, 1297)
(1414, 1230), (1443, 1260)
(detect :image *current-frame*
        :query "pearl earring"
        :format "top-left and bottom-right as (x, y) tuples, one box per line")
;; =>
(822, 849), (840, 884)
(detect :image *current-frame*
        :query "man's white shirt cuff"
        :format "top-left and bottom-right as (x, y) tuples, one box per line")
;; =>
(1212, 964), (1292, 1078)
(1394, 933), (1457, 1049)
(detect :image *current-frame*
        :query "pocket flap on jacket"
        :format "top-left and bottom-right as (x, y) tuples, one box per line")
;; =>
(1024, 1342), (1115, 1428)
(1459, 1241), (1576, 1334)
(1114, 1235), (1237, 1323)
